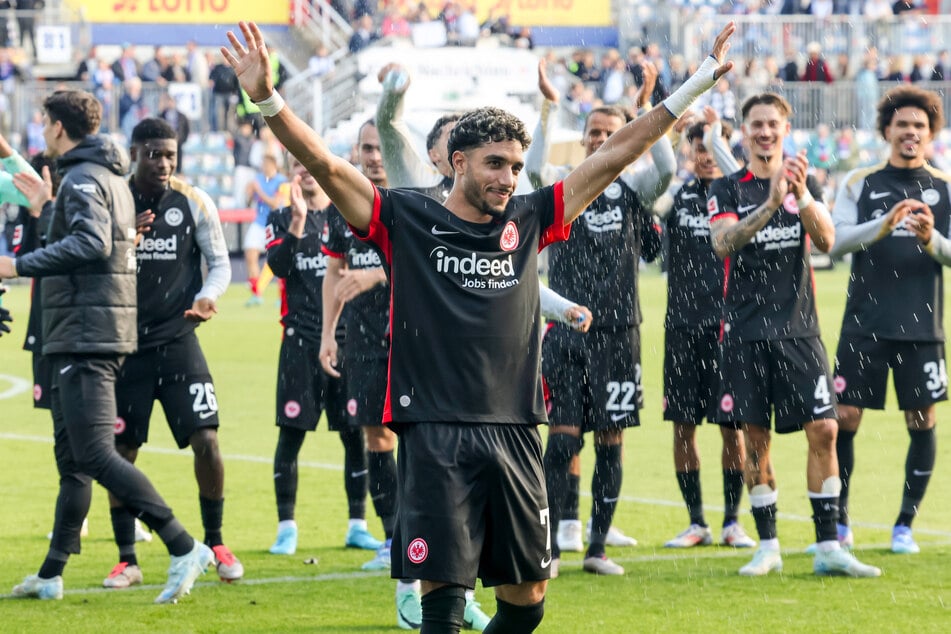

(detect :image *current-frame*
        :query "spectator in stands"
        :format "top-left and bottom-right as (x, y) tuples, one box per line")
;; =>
(186, 40), (210, 89)
(892, 0), (921, 14)
(16, 0), (40, 61)
(455, 4), (480, 46)
(91, 58), (116, 131)
(158, 93), (190, 173)
(162, 51), (191, 83)
(74, 45), (97, 82)
(883, 55), (906, 81)
(802, 42), (834, 82)
(232, 118), (256, 208)
(141, 46), (169, 86)
(855, 51), (881, 130)
(601, 57), (629, 105)
(0, 2), (9, 48)
(779, 50), (800, 82)
(703, 77), (738, 127)
(910, 54), (927, 82)
(931, 49), (949, 80)
(512, 26), (533, 49)
(349, 14), (378, 53)
(111, 43), (140, 82)
(307, 45), (334, 77)
(119, 77), (150, 139)
(22, 109), (44, 157)
(835, 53), (853, 81)
(811, 0), (834, 18)
(209, 52), (239, 132)
(806, 123), (837, 171)
(381, 7), (411, 39)
(668, 54), (689, 92)
(353, 0), (375, 19)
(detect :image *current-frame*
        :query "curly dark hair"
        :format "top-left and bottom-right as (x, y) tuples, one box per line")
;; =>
(877, 85), (944, 138)
(447, 107), (531, 157)
(43, 90), (101, 140)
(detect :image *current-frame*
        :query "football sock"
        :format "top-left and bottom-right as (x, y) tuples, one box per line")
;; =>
(588, 443), (622, 558)
(110, 506), (137, 564)
(897, 427), (936, 527)
(155, 519), (194, 557)
(339, 426), (368, 520)
(564, 473), (581, 521)
(38, 549), (68, 579)
(273, 426), (305, 522)
(200, 496), (224, 547)
(368, 450), (398, 538)
(248, 277), (259, 296)
(836, 429), (856, 525)
(543, 433), (582, 558)
(722, 469), (744, 526)
(749, 485), (778, 541)
(483, 598), (545, 634)
(676, 470), (706, 527)
(420, 584), (466, 634)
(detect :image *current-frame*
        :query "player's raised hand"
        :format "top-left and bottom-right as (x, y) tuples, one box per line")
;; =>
(378, 62), (410, 94)
(710, 22), (736, 80)
(222, 21), (274, 102)
(185, 297), (218, 322)
(537, 58), (559, 103)
(636, 61), (658, 109)
(782, 150), (809, 198)
(13, 166), (52, 217)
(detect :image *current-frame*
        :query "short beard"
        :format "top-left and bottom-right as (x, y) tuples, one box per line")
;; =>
(483, 205), (504, 219)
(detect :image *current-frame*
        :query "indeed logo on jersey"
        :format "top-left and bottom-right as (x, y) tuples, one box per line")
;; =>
(296, 251), (328, 274)
(349, 248), (382, 268)
(430, 246), (519, 290)
(676, 208), (709, 235)
(754, 222), (801, 250)
(137, 234), (178, 261)
(583, 206), (623, 233)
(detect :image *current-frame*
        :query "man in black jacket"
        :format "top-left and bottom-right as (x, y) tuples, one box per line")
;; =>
(0, 90), (213, 604)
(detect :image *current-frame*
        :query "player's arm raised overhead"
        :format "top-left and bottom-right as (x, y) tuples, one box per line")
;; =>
(560, 22), (735, 225)
(524, 58), (566, 190)
(222, 22), (374, 233)
(376, 63), (442, 189)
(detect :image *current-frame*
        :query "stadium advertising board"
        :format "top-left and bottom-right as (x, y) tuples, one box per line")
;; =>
(63, 0), (289, 24)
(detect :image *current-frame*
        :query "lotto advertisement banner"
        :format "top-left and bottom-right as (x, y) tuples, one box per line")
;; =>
(63, 0), (290, 25)
(417, 0), (612, 27)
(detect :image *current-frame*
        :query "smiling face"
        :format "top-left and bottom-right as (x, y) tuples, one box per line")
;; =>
(742, 102), (790, 164)
(884, 105), (932, 168)
(357, 122), (387, 187)
(582, 110), (625, 157)
(133, 138), (177, 192)
(690, 137), (721, 181)
(454, 139), (523, 218)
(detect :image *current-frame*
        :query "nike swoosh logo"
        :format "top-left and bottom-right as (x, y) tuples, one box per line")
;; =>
(869, 191), (890, 200)
(738, 204), (758, 213)
(199, 410), (217, 419)
(602, 497), (619, 504)
(912, 469), (933, 477)
(931, 388), (946, 399)
(610, 413), (628, 422)
(431, 225), (459, 236)
(682, 193), (699, 200)
(59, 364), (73, 375)
(350, 470), (368, 478)
(812, 404), (834, 415)
(540, 555), (552, 569)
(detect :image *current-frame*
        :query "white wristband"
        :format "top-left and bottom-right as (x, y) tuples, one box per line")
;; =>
(797, 191), (814, 210)
(254, 91), (286, 118)
(662, 55), (721, 118)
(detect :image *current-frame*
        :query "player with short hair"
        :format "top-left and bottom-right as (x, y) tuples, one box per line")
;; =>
(223, 20), (734, 631)
(828, 85), (950, 555)
(1, 90), (212, 604)
(708, 93), (880, 577)
(526, 57), (672, 576)
(264, 153), (382, 556)
(104, 117), (242, 589)
(661, 117), (754, 549)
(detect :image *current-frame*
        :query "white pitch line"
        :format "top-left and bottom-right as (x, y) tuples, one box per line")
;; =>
(0, 374), (30, 400)
(4, 432), (951, 538)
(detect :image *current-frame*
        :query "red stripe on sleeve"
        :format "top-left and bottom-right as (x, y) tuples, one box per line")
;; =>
(539, 180), (571, 250)
(350, 186), (393, 266)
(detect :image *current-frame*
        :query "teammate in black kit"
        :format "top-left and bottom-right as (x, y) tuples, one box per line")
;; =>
(224, 20), (733, 632)
(104, 118), (243, 589)
(661, 119), (755, 550)
(526, 57), (669, 576)
(828, 85), (951, 555)
(264, 153), (382, 556)
(708, 93), (880, 578)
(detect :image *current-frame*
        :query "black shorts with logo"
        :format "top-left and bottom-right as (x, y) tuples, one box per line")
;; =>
(342, 347), (388, 428)
(391, 422), (551, 588)
(834, 334), (948, 411)
(276, 330), (346, 431)
(717, 336), (835, 433)
(115, 332), (218, 449)
(663, 325), (729, 425)
(543, 324), (642, 431)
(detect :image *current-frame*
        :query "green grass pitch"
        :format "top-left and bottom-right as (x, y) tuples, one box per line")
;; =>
(1, 265), (949, 633)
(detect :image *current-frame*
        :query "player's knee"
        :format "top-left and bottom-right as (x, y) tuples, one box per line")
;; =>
(484, 597), (545, 634)
(420, 584), (466, 633)
(544, 433), (582, 467)
(190, 428), (220, 455)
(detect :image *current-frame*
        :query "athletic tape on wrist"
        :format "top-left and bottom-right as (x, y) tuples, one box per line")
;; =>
(662, 55), (721, 118)
(254, 92), (285, 118)
(797, 191), (814, 210)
